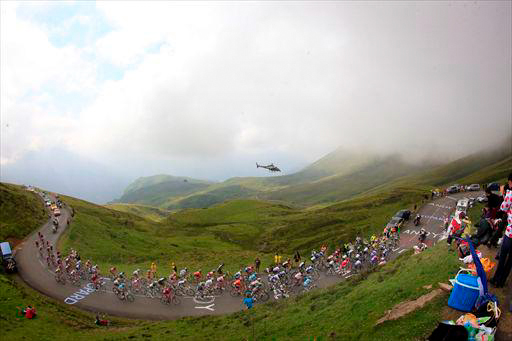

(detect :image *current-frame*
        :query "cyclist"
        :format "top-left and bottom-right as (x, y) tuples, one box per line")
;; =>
(419, 228), (427, 243)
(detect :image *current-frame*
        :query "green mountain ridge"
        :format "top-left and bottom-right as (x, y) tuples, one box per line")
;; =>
(115, 139), (512, 210)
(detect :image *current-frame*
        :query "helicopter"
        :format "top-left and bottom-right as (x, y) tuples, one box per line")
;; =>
(256, 163), (281, 172)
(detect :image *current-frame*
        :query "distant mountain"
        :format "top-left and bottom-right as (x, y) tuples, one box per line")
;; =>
(116, 149), (430, 209)
(263, 155), (423, 205)
(359, 136), (512, 197)
(115, 137), (511, 210)
(113, 175), (213, 206)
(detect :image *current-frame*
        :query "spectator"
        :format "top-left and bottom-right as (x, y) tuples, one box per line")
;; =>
(487, 211), (507, 248)
(23, 306), (36, 319)
(243, 294), (254, 309)
(470, 218), (493, 246)
(490, 173), (512, 288)
(254, 257), (261, 272)
(294, 251), (301, 266)
(485, 187), (502, 219)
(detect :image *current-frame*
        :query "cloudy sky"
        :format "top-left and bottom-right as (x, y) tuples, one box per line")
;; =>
(1, 1), (511, 202)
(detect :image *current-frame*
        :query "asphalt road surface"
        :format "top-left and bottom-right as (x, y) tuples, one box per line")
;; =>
(14, 191), (481, 320)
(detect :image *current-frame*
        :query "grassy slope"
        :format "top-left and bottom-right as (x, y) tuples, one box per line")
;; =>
(164, 185), (262, 210)
(117, 151), (426, 209)
(115, 179), (211, 206)
(0, 183), (47, 242)
(104, 203), (170, 222)
(0, 243), (460, 341)
(354, 145), (511, 201)
(454, 155), (512, 185)
(59, 182), (427, 279)
(59, 196), (275, 274)
(264, 156), (421, 205)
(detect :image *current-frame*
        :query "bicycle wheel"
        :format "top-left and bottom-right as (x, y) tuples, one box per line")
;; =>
(229, 288), (240, 297)
(185, 288), (195, 296)
(160, 296), (170, 305)
(257, 291), (270, 302)
(126, 293), (135, 302)
(172, 296), (181, 305)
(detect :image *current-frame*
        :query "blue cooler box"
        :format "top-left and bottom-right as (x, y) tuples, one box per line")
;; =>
(448, 270), (481, 312)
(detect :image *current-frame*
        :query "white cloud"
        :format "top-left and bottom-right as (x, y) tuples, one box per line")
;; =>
(2, 1), (511, 174)
(1, 2), (96, 164)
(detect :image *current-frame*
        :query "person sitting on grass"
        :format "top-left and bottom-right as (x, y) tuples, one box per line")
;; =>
(95, 313), (109, 326)
(21, 306), (36, 319)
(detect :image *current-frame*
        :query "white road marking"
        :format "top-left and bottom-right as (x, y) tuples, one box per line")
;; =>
(398, 249), (408, 254)
(195, 303), (215, 311)
(446, 196), (458, 201)
(190, 295), (216, 304)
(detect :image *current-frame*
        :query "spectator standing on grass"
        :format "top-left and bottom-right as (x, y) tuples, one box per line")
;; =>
(254, 257), (261, 272)
(490, 173), (512, 288)
(150, 262), (157, 277)
(294, 250), (301, 266)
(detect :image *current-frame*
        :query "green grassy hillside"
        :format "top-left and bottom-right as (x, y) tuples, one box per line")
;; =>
(264, 156), (421, 205)
(115, 140), (511, 210)
(356, 142), (512, 199)
(59, 182), (427, 277)
(114, 174), (213, 206)
(116, 150), (418, 209)
(104, 203), (170, 221)
(0, 183), (47, 242)
(454, 155), (512, 185)
(165, 185), (262, 209)
(0, 242), (461, 341)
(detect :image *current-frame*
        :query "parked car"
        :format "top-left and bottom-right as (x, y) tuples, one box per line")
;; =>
(447, 185), (459, 194)
(386, 217), (404, 230)
(467, 184), (480, 191)
(1, 242), (17, 273)
(487, 182), (500, 191)
(477, 196), (488, 203)
(394, 209), (411, 220)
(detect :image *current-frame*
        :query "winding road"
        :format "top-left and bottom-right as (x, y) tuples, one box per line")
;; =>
(14, 191), (480, 320)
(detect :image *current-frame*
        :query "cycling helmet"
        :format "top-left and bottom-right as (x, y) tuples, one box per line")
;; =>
(248, 274), (257, 281)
